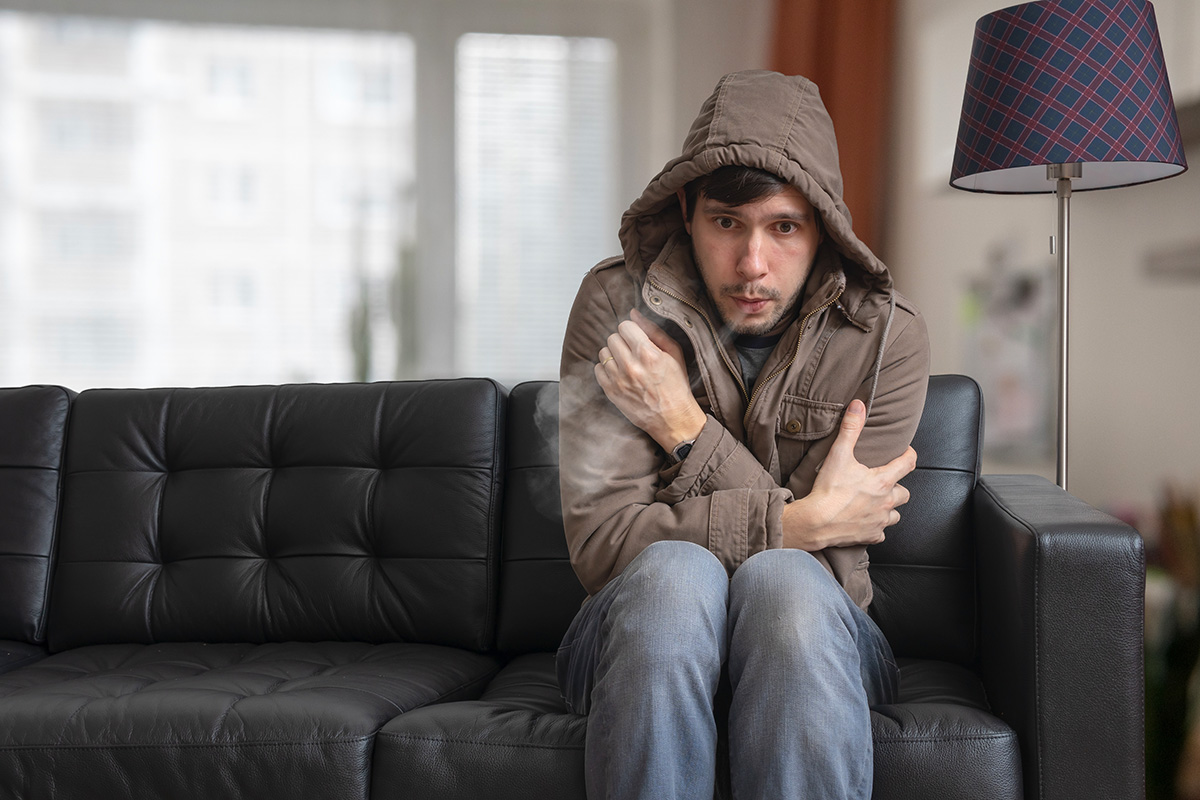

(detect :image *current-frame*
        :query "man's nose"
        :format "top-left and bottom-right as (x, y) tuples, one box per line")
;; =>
(737, 231), (768, 280)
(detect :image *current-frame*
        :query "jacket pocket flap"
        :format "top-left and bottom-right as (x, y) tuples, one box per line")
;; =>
(776, 395), (843, 441)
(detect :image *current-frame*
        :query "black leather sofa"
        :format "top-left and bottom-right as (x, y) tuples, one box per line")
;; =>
(0, 375), (1144, 799)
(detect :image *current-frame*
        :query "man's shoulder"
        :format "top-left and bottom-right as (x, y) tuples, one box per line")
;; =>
(849, 279), (924, 329)
(891, 288), (922, 321)
(574, 256), (642, 311)
(887, 290), (929, 353)
(585, 255), (635, 288)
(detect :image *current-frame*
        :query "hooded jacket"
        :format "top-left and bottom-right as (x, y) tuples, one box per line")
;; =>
(559, 70), (930, 609)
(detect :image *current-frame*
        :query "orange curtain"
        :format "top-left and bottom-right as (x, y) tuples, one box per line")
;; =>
(771, 0), (897, 256)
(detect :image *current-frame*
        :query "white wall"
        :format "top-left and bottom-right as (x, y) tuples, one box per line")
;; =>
(887, 0), (1200, 528)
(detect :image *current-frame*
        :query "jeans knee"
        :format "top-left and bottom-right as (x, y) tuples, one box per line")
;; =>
(619, 541), (728, 607)
(730, 549), (853, 654)
(733, 548), (838, 603)
(604, 541), (728, 663)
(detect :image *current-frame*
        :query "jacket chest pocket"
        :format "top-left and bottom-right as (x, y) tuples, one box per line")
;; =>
(775, 395), (844, 478)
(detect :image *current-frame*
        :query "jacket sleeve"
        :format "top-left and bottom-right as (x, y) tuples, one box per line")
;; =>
(559, 270), (792, 595)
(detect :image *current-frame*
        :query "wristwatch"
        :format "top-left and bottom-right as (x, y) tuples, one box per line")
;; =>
(671, 439), (695, 463)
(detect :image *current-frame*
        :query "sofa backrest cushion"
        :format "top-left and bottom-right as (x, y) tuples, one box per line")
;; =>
(495, 382), (586, 653)
(47, 379), (506, 652)
(0, 386), (72, 644)
(867, 374), (983, 665)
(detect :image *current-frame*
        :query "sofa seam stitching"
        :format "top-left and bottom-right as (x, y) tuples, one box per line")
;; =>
(378, 734), (583, 751)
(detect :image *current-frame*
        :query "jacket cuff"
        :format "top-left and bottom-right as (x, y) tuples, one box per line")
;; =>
(655, 415), (781, 505)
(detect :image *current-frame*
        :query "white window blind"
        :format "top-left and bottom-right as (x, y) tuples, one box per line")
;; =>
(455, 33), (617, 384)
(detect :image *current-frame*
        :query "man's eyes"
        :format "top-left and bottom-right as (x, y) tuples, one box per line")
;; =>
(708, 217), (803, 233)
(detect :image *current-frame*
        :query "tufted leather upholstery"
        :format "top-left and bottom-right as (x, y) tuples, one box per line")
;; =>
(0, 641), (498, 798)
(48, 380), (505, 652)
(373, 652), (587, 799)
(0, 375), (1145, 800)
(0, 386), (72, 673)
(0, 379), (508, 800)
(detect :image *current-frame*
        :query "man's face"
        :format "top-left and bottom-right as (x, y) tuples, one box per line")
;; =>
(681, 185), (823, 337)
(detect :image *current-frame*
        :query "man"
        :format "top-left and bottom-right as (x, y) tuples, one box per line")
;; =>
(557, 70), (930, 799)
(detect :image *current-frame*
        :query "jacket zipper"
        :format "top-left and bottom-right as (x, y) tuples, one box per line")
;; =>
(741, 288), (844, 428)
(646, 279), (749, 403)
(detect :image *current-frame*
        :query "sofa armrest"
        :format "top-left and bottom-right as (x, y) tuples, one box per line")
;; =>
(974, 474), (1145, 800)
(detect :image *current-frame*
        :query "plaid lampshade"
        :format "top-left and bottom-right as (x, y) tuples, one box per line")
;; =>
(951, 0), (1187, 193)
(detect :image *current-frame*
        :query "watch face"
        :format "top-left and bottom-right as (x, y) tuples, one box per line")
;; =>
(674, 442), (694, 462)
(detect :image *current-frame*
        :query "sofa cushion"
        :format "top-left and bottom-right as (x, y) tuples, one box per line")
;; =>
(372, 653), (586, 800)
(370, 653), (1019, 800)
(48, 379), (506, 652)
(868, 374), (984, 665)
(0, 642), (47, 676)
(0, 641), (500, 799)
(0, 385), (72, 647)
(496, 383), (586, 654)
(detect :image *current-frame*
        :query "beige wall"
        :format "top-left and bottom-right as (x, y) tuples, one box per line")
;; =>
(887, 0), (1200, 528)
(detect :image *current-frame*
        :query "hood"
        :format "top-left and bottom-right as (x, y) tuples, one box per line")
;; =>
(618, 70), (888, 289)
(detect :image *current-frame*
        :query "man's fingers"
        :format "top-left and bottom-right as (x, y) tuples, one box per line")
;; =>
(594, 359), (612, 390)
(615, 319), (650, 350)
(824, 399), (867, 467)
(606, 329), (635, 367)
(630, 308), (681, 357)
(876, 446), (917, 484)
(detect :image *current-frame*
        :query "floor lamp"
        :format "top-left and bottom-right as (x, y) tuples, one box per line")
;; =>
(950, 0), (1187, 491)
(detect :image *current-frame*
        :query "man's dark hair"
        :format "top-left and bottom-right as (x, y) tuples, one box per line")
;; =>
(682, 165), (790, 222)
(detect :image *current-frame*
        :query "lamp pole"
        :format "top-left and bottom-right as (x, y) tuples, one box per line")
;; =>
(1048, 162), (1081, 491)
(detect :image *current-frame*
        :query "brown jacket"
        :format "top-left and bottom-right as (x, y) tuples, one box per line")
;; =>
(559, 71), (930, 609)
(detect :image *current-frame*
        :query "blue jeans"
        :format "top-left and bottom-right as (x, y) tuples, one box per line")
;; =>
(556, 541), (898, 800)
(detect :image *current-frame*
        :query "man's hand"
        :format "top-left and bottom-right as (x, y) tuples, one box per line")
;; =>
(595, 308), (706, 452)
(782, 399), (915, 551)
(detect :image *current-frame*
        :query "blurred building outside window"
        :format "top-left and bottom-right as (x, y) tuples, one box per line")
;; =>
(0, 12), (619, 390)
(0, 12), (414, 389)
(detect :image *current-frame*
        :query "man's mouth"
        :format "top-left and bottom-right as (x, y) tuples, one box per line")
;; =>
(730, 296), (771, 314)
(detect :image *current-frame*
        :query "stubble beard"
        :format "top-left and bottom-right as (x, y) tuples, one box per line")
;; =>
(707, 279), (805, 337)
(692, 247), (807, 337)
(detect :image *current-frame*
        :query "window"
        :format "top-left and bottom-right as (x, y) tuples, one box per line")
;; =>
(30, 15), (133, 75)
(314, 36), (411, 125)
(0, 13), (414, 389)
(37, 100), (135, 152)
(455, 33), (617, 384)
(1, 4), (647, 390)
(207, 57), (253, 102)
